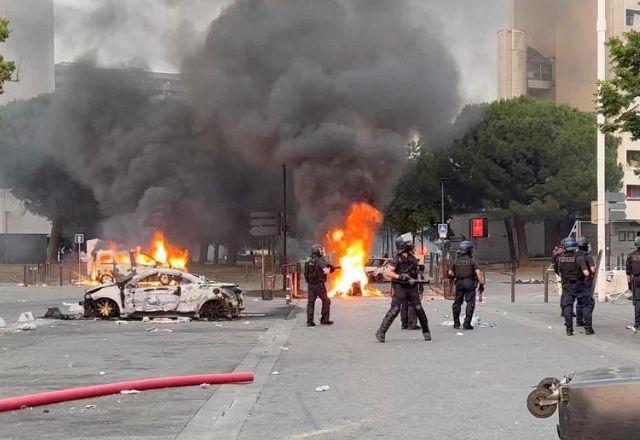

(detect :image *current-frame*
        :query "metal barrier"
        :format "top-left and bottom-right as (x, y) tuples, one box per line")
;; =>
(21, 263), (84, 287)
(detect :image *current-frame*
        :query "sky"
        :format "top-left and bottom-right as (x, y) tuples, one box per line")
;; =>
(54, 0), (509, 105)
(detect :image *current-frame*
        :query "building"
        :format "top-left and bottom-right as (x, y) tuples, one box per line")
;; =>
(55, 62), (186, 99)
(498, 0), (640, 220)
(0, 0), (54, 105)
(0, 190), (51, 263)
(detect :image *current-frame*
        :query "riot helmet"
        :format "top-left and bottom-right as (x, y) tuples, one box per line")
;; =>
(576, 237), (590, 251)
(563, 237), (578, 252)
(396, 233), (414, 254)
(310, 244), (324, 257)
(458, 241), (473, 254)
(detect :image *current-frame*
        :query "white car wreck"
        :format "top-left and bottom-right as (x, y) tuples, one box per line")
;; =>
(83, 268), (244, 320)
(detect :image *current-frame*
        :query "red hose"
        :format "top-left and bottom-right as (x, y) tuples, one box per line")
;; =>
(0, 371), (254, 412)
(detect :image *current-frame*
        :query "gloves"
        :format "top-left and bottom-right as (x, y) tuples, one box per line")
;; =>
(399, 274), (415, 285)
(478, 284), (485, 293)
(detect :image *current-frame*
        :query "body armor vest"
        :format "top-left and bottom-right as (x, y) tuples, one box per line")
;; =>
(304, 257), (325, 285)
(558, 253), (581, 283)
(453, 255), (474, 279)
(393, 254), (419, 279)
(631, 252), (640, 276)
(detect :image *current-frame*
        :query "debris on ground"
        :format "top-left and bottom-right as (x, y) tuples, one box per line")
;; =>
(15, 323), (37, 332)
(315, 385), (330, 392)
(200, 383), (210, 389)
(142, 316), (151, 323)
(120, 390), (141, 395)
(62, 302), (84, 314)
(272, 371), (279, 375)
(151, 318), (177, 324)
(99, 371), (106, 375)
(177, 317), (191, 323)
(115, 321), (128, 326)
(17, 312), (35, 323)
(146, 328), (173, 333)
(43, 307), (83, 320)
(0, 318), (6, 328)
(626, 326), (638, 333)
(85, 405), (96, 410)
(456, 332), (464, 336)
(515, 278), (543, 284)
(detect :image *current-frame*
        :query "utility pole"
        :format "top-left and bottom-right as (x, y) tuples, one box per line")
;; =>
(282, 163), (288, 290)
(596, 0), (607, 303)
(440, 178), (446, 224)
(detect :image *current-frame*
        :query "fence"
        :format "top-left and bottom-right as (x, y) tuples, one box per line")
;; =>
(21, 262), (87, 287)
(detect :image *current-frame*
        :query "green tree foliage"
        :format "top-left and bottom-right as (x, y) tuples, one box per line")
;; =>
(0, 18), (15, 95)
(387, 97), (622, 263)
(598, 30), (640, 138)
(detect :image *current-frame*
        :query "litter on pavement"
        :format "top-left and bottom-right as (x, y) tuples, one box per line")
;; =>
(17, 312), (35, 323)
(315, 385), (330, 392)
(0, 318), (6, 328)
(626, 326), (638, 333)
(120, 390), (141, 395)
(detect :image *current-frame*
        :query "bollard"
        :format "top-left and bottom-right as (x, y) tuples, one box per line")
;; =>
(543, 268), (549, 303)
(510, 268), (516, 303)
(22, 265), (27, 287)
(59, 264), (63, 287)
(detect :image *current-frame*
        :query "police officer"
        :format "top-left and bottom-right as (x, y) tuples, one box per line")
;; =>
(554, 238), (592, 336)
(400, 261), (426, 330)
(576, 237), (596, 327)
(448, 241), (484, 330)
(304, 244), (335, 327)
(625, 237), (640, 331)
(375, 237), (431, 342)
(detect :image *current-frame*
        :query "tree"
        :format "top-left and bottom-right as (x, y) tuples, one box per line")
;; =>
(449, 97), (622, 263)
(0, 18), (15, 95)
(598, 30), (640, 139)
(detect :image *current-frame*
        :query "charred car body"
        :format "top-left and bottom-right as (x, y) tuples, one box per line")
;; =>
(528, 366), (640, 440)
(89, 249), (163, 284)
(83, 268), (244, 320)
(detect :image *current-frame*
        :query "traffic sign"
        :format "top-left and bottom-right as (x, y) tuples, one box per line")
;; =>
(74, 234), (85, 244)
(470, 218), (488, 238)
(250, 226), (280, 237)
(609, 210), (627, 222)
(249, 218), (279, 227)
(438, 224), (448, 239)
(606, 192), (626, 203)
(250, 211), (278, 218)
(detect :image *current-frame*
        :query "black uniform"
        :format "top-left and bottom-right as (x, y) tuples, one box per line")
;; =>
(400, 266), (424, 330)
(376, 252), (431, 341)
(576, 251), (595, 325)
(451, 253), (479, 328)
(304, 255), (331, 325)
(625, 250), (640, 329)
(554, 251), (590, 332)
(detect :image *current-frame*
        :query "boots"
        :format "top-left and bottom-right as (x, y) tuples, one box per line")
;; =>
(375, 307), (399, 343)
(576, 319), (585, 327)
(566, 328), (574, 336)
(415, 307), (432, 342)
(585, 327), (595, 335)
(463, 323), (474, 330)
(453, 319), (460, 329)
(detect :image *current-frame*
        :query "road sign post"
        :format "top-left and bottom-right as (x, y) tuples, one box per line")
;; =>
(438, 224), (448, 239)
(74, 234), (84, 282)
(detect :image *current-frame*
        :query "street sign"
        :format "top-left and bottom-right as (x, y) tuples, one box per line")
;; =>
(438, 223), (448, 239)
(609, 210), (627, 222)
(249, 218), (279, 227)
(606, 192), (626, 203)
(250, 226), (280, 237)
(470, 218), (488, 238)
(74, 234), (85, 244)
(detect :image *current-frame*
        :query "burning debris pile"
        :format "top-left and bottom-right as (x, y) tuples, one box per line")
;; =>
(325, 203), (383, 297)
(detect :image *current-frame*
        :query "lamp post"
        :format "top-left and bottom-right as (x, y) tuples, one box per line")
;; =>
(596, 0), (607, 302)
(440, 178), (447, 224)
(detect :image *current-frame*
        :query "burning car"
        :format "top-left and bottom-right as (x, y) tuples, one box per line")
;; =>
(83, 268), (244, 320)
(89, 249), (162, 284)
(365, 258), (391, 283)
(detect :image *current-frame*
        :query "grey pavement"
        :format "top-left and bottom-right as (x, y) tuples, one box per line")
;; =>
(1, 276), (639, 439)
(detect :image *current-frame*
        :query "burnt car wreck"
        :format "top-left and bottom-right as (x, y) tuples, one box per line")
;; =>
(528, 366), (640, 440)
(83, 268), (244, 321)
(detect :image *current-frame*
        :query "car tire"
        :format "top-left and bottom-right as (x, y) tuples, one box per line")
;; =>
(99, 274), (115, 284)
(93, 298), (120, 320)
(526, 387), (557, 419)
(199, 300), (228, 321)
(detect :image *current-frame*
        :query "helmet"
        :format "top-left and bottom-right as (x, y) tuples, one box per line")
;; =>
(458, 241), (473, 254)
(395, 236), (414, 253)
(635, 237), (640, 249)
(563, 238), (577, 252)
(576, 237), (590, 250)
(310, 244), (323, 256)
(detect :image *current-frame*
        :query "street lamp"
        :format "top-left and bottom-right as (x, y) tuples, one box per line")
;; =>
(596, 0), (607, 302)
(440, 178), (448, 224)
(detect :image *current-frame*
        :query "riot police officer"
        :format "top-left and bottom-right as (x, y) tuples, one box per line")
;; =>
(625, 237), (640, 331)
(576, 237), (596, 327)
(400, 262), (425, 330)
(448, 241), (484, 330)
(304, 244), (335, 327)
(554, 238), (592, 336)
(375, 236), (431, 342)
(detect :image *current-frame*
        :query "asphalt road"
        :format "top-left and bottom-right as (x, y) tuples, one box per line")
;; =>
(1, 277), (640, 439)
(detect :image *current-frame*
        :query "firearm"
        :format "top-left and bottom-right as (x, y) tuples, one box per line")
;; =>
(397, 278), (431, 286)
(329, 265), (341, 273)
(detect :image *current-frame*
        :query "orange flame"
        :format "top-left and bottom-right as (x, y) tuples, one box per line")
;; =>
(149, 232), (189, 270)
(324, 203), (383, 297)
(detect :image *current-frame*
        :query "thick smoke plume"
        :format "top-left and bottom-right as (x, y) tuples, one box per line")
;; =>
(31, 0), (461, 248)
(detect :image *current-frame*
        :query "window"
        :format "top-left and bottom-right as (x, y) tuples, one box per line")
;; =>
(629, 232), (637, 241)
(627, 9), (640, 27)
(620, 231), (627, 241)
(627, 150), (640, 167)
(627, 185), (640, 200)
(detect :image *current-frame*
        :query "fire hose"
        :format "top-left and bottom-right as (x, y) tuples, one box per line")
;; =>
(0, 371), (254, 412)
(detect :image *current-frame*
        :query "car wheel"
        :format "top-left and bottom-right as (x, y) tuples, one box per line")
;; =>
(94, 298), (119, 320)
(537, 377), (560, 390)
(199, 300), (228, 321)
(526, 387), (557, 419)
(99, 273), (115, 284)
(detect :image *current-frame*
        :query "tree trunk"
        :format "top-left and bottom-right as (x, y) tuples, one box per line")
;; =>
(227, 241), (239, 266)
(513, 216), (529, 265)
(504, 218), (517, 266)
(47, 218), (62, 264)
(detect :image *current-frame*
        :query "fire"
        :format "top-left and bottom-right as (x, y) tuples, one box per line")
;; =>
(148, 232), (189, 270)
(324, 203), (383, 297)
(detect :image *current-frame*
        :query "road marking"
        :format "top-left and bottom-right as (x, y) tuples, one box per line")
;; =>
(175, 308), (299, 440)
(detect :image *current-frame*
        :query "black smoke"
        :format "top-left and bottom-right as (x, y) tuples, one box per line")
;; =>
(11, 0), (462, 248)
